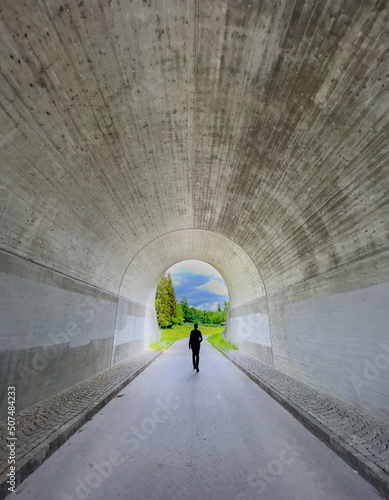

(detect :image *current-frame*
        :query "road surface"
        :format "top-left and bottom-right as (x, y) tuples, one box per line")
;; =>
(7, 339), (382, 500)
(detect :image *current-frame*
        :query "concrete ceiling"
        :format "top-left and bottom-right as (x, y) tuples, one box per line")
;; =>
(1, 0), (388, 298)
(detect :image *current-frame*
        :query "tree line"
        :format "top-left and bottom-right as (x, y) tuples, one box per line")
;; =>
(155, 273), (229, 328)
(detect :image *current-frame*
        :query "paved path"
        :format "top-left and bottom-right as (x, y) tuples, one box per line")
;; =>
(5, 340), (382, 500)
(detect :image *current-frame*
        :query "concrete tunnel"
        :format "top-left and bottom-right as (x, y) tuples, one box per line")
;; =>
(1, 0), (389, 439)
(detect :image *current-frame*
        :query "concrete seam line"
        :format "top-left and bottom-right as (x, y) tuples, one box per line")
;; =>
(0, 351), (163, 498)
(215, 348), (389, 500)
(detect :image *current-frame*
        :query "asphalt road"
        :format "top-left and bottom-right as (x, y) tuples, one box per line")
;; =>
(8, 339), (382, 500)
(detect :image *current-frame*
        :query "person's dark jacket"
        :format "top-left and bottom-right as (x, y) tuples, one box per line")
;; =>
(189, 328), (203, 350)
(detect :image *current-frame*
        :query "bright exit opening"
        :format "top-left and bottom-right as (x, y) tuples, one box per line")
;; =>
(151, 260), (234, 350)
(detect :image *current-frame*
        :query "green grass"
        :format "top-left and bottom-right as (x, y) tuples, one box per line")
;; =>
(207, 332), (238, 351)
(149, 323), (225, 350)
(148, 339), (174, 351)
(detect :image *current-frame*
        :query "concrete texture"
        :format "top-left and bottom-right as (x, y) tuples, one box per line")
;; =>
(285, 281), (389, 417)
(3, 340), (385, 500)
(0, 0), (388, 429)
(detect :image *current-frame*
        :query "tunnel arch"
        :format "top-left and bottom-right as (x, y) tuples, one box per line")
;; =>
(112, 229), (273, 366)
(118, 229), (266, 307)
(0, 0), (388, 425)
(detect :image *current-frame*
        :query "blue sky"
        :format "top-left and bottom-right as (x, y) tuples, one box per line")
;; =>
(167, 260), (229, 311)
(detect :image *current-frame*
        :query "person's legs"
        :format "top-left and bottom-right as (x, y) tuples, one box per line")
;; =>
(195, 346), (200, 371)
(192, 347), (200, 370)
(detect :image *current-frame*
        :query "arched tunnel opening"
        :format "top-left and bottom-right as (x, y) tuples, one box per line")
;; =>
(153, 259), (231, 346)
(0, 0), (389, 496)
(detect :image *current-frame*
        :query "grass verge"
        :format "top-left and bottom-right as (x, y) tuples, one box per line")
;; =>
(149, 324), (225, 350)
(207, 332), (238, 351)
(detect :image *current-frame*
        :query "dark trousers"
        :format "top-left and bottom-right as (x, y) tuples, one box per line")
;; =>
(192, 346), (200, 368)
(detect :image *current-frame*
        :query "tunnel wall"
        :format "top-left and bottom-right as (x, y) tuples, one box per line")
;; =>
(112, 297), (159, 365)
(267, 251), (389, 421)
(226, 298), (272, 365)
(0, 251), (159, 422)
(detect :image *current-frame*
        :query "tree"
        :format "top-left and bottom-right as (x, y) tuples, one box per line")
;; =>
(187, 306), (199, 324)
(223, 301), (229, 323)
(155, 273), (178, 328)
(175, 303), (184, 325)
(166, 272), (177, 321)
(180, 296), (190, 322)
(157, 281), (229, 328)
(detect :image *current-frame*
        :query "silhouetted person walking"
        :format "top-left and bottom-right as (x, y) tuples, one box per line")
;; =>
(189, 323), (203, 372)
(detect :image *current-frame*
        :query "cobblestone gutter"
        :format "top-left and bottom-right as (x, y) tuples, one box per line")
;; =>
(216, 346), (389, 499)
(0, 350), (162, 499)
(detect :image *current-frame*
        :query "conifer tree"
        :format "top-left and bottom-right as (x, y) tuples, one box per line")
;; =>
(166, 273), (177, 320)
(155, 273), (180, 327)
(180, 296), (189, 322)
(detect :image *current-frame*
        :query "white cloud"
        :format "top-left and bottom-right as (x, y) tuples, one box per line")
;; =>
(171, 275), (186, 286)
(203, 302), (222, 312)
(196, 280), (228, 295)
